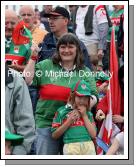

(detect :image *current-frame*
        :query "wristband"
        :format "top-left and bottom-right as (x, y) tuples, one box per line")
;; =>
(30, 55), (38, 61)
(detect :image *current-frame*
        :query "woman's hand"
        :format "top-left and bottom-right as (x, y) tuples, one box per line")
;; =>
(95, 109), (105, 121)
(112, 115), (124, 123)
(31, 43), (40, 57)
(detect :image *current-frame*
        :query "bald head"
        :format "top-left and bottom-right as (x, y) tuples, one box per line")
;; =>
(5, 9), (18, 38)
(5, 9), (18, 19)
(19, 5), (35, 30)
(19, 5), (35, 16)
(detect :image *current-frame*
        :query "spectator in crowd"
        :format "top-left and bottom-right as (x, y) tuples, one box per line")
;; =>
(95, 65), (124, 154)
(19, 5), (48, 45)
(105, 5), (124, 70)
(24, 33), (98, 154)
(38, 6), (93, 70)
(5, 64), (35, 154)
(5, 9), (18, 51)
(5, 9), (32, 72)
(40, 5), (53, 32)
(52, 80), (97, 155)
(5, 128), (24, 155)
(72, 5), (109, 71)
(33, 8), (45, 30)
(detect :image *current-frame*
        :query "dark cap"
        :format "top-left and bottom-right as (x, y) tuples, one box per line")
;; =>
(44, 6), (70, 20)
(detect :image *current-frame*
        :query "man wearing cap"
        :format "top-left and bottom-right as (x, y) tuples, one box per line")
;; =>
(38, 6), (92, 70)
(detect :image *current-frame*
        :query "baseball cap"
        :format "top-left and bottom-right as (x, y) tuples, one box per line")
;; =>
(72, 80), (92, 97)
(5, 129), (24, 146)
(44, 6), (70, 20)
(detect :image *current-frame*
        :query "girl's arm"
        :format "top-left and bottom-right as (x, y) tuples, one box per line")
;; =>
(52, 110), (80, 140)
(82, 114), (97, 139)
(78, 105), (97, 139)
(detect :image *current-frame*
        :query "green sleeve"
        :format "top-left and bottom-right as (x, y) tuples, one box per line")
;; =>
(51, 111), (62, 133)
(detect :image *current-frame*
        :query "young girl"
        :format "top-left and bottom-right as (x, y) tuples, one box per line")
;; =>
(51, 80), (97, 155)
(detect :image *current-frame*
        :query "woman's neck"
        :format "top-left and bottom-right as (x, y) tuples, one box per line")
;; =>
(61, 61), (74, 71)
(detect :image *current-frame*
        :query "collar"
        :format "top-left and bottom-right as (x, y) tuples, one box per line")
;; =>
(65, 103), (73, 109)
(59, 62), (76, 72)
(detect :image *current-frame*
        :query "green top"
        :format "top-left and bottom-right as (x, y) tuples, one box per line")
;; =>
(5, 29), (32, 65)
(32, 59), (98, 128)
(107, 8), (124, 41)
(51, 104), (97, 144)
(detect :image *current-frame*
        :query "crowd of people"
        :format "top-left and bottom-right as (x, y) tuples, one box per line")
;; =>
(5, 5), (124, 155)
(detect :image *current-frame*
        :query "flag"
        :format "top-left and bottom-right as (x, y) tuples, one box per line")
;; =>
(12, 20), (32, 45)
(97, 27), (121, 154)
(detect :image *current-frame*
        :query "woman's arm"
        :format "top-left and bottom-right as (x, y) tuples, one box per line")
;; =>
(23, 44), (39, 85)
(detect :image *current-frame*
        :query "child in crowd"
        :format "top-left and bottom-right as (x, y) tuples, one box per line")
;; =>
(5, 129), (24, 155)
(95, 71), (109, 100)
(51, 80), (97, 155)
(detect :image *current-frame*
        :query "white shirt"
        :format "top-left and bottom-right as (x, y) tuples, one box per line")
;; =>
(76, 5), (108, 46)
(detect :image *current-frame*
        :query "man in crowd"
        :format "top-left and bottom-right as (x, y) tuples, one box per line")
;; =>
(5, 64), (35, 154)
(38, 6), (92, 70)
(72, 5), (109, 70)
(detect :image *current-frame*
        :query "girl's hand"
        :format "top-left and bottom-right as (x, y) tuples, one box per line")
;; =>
(77, 105), (87, 117)
(112, 115), (124, 123)
(67, 109), (80, 123)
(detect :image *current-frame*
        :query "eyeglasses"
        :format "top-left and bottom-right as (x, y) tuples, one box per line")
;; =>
(48, 16), (65, 21)
(21, 13), (33, 17)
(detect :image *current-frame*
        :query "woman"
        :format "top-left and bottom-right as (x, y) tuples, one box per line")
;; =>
(24, 33), (98, 155)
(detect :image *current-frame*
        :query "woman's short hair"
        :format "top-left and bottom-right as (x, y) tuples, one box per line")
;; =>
(52, 33), (84, 70)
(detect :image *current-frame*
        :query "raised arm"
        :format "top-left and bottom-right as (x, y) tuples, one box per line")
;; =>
(23, 44), (39, 85)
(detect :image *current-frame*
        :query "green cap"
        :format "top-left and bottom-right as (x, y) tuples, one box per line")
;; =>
(5, 129), (24, 146)
(72, 80), (91, 97)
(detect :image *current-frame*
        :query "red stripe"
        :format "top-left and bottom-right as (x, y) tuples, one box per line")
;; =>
(5, 54), (25, 65)
(102, 126), (112, 145)
(95, 5), (104, 13)
(52, 123), (61, 128)
(39, 84), (71, 102)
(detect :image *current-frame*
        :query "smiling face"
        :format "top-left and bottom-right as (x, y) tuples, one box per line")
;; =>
(59, 43), (77, 63)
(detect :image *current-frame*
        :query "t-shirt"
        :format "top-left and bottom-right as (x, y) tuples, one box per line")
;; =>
(32, 59), (98, 128)
(107, 8), (124, 41)
(52, 104), (97, 144)
(5, 42), (31, 65)
(5, 29), (32, 65)
(76, 5), (108, 46)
